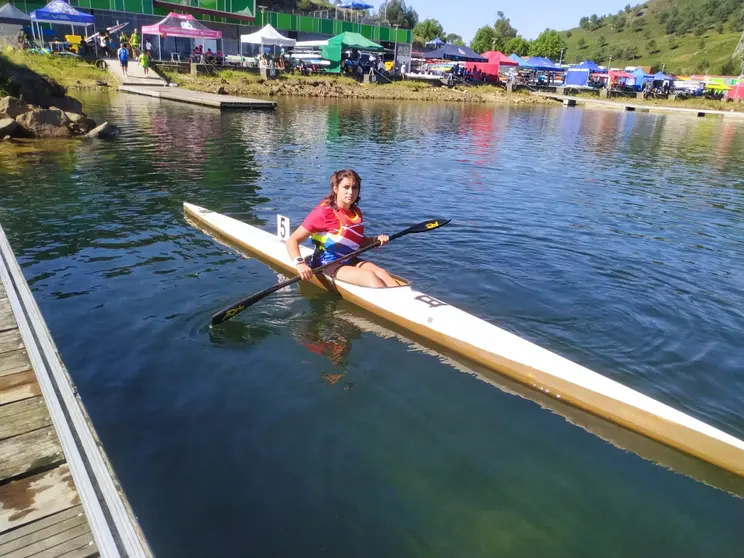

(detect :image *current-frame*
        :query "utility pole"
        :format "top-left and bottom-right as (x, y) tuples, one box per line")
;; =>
(559, 48), (565, 65)
(393, 23), (400, 67)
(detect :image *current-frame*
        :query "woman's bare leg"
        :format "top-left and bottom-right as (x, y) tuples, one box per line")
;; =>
(357, 261), (398, 287)
(333, 264), (386, 287)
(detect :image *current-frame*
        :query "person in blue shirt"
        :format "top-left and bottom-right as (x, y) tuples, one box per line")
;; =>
(118, 43), (129, 77)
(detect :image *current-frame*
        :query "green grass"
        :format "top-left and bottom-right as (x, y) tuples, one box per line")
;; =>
(558, 3), (742, 75)
(1, 46), (106, 89)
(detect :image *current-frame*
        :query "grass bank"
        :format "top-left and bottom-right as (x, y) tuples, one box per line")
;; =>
(1, 46), (111, 90)
(160, 68), (550, 105)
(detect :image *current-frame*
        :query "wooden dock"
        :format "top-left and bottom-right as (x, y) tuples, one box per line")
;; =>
(535, 91), (744, 119)
(119, 86), (277, 110)
(0, 224), (151, 558)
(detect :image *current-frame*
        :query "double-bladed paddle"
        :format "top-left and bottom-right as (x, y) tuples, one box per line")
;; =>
(211, 217), (451, 326)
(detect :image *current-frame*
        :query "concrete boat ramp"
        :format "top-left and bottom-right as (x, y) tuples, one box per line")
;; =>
(103, 59), (276, 110)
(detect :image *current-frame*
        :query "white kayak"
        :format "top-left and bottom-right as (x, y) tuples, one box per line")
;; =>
(184, 202), (744, 479)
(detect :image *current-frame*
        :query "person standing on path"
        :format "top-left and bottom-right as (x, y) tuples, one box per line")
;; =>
(130, 29), (140, 55)
(140, 50), (151, 77)
(118, 42), (129, 77)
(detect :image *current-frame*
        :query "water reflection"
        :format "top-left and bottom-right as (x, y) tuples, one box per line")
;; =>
(2, 92), (744, 557)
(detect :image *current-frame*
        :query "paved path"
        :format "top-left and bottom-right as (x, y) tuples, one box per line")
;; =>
(102, 58), (166, 87)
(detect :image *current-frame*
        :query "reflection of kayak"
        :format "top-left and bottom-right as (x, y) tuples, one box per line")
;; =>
(185, 202), (744, 479)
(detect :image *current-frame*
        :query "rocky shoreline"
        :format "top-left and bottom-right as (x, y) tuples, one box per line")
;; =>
(1, 53), (119, 140)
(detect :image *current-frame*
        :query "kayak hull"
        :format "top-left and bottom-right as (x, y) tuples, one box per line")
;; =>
(184, 202), (744, 479)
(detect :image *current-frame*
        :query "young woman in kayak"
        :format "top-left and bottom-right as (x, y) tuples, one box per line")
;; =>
(286, 169), (397, 288)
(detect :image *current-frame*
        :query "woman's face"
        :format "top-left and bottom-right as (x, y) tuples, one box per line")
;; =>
(334, 177), (359, 208)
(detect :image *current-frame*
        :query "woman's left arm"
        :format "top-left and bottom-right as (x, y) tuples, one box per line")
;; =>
(363, 234), (389, 248)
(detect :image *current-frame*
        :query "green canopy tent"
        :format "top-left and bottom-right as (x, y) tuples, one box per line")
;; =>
(321, 31), (383, 73)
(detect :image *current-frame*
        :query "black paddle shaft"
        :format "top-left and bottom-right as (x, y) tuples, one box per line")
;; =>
(210, 217), (451, 326)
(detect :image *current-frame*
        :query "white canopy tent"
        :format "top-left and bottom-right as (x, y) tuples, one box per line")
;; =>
(240, 24), (295, 52)
(0, 2), (30, 22)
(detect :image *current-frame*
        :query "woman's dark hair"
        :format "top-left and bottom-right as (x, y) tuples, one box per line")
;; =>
(326, 169), (361, 209)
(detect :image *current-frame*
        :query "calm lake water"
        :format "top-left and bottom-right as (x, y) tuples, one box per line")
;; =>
(1, 93), (743, 556)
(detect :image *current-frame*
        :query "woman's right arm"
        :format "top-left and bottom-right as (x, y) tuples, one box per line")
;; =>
(286, 225), (314, 280)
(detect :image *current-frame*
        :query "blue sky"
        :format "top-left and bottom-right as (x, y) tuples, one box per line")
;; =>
(374, 0), (630, 42)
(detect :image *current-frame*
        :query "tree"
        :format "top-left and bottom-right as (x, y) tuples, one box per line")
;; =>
(613, 17), (626, 31)
(470, 25), (497, 53)
(665, 16), (679, 34)
(597, 34), (607, 47)
(445, 33), (465, 46)
(624, 44), (639, 59)
(529, 28), (566, 59)
(504, 36), (531, 56)
(698, 36), (706, 49)
(625, 3), (632, 12)
(566, 30), (572, 38)
(608, 44), (624, 58)
(378, 0), (418, 29)
(589, 14), (600, 29)
(578, 37), (587, 50)
(631, 18), (643, 32)
(668, 36), (679, 50)
(720, 57), (737, 75)
(694, 57), (710, 73)
(413, 18), (444, 45)
(493, 11), (518, 44)
(646, 38), (657, 53)
(579, 16), (589, 29)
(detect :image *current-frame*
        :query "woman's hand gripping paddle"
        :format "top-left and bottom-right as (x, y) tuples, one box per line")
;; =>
(210, 218), (450, 326)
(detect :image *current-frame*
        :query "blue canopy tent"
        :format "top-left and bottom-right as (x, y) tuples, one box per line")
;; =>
(509, 53), (528, 65)
(631, 68), (653, 90)
(564, 60), (602, 86)
(30, 0), (94, 45)
(425, 37), (445, 48)
(653, 71), (674, 81)
(422, 43), (486, 62)
(525, 56), (561, 71)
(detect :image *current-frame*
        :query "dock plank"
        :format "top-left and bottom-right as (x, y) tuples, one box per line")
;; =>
(0, 427), (63, 482)
(27, 532), (96, 558)
(0, 504), (83, 547)
(0, 371), (40, 405)
(0, 297), (15, 332)
(0, 397), (50, 441)
(0, 329), (23, 356)
(0, 465), (80, 533)
(0, 349), (30, 378)
(1, 522), (92, 558)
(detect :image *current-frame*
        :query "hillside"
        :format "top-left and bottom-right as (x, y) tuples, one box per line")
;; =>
(557, 0), (743, 75)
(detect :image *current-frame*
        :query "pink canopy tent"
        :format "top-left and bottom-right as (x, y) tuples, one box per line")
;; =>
(464, 51), (517, 83)
(142, 13), (222, 59)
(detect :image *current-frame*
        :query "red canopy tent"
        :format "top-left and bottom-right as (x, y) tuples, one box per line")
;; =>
(142, 13), (222, 59)
(609, 70), (634, 85)
(727, 82), (744, 101)
(465, 51), (517, 83)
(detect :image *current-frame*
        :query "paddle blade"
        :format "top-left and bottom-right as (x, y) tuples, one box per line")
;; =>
(404, 218), (451, 234)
